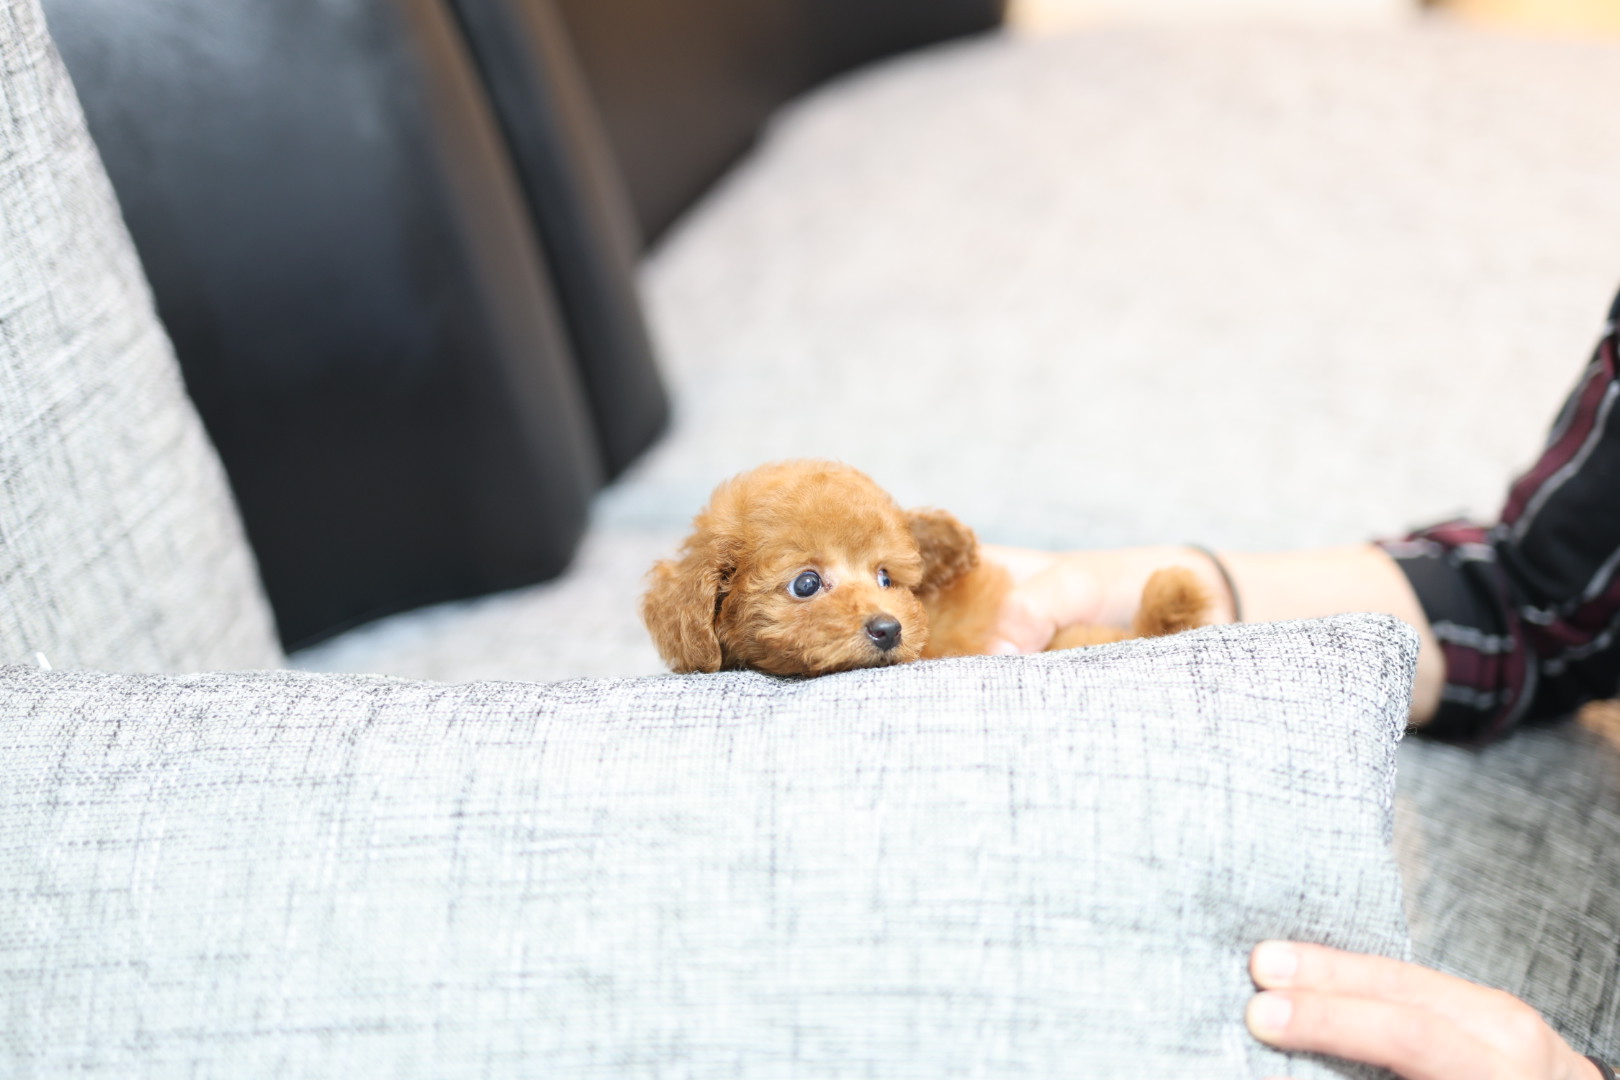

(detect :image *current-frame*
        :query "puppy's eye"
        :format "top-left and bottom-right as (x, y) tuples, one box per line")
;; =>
(790, 570), (822, 598)
(877, 568), (891, 588)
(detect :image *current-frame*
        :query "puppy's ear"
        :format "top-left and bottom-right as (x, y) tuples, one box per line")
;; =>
(640, 540), (733, 673)
(906, 508), (979, 596)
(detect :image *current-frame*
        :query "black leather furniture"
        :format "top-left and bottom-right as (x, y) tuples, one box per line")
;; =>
(46, 0), (665, 648)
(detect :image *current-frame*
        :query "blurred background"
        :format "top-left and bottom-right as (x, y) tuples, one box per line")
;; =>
(13, 0), (1620, 1072)
(1014, 0), (1620, 33)
(41, 0), (1620, 667)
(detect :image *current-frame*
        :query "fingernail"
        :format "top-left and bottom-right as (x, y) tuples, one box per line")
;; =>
(1246, 992), (1293, 1040)
(988, 639), (1020, 656)
(1251, 941), (1299, 985)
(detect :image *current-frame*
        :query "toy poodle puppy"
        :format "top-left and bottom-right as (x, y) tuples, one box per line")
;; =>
(641, 460), (1209, 677)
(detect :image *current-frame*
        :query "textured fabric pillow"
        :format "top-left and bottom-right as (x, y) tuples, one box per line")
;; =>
(1, 614), (1414, 1079)
(0, 0), (281, 672)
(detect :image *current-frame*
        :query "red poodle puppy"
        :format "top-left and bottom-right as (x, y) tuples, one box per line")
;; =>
(641, 460), (1208, 676)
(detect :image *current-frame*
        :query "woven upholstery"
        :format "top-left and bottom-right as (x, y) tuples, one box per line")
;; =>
(2, 614), (1413, 1079)
(1397, 722), (1620, 1057)
(0, 0), (280, 672)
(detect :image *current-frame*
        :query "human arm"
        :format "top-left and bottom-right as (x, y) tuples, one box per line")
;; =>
(984, 542), (1446, 725)
(990, 307), (1620, 737)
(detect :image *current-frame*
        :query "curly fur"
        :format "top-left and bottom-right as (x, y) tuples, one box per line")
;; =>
(641, 460), (1209, 677)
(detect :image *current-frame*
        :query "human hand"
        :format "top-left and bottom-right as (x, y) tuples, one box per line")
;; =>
(981, 544), (1236, 654)
(978, 545), (1105, 654)
(1246, 941), (1604, 1080)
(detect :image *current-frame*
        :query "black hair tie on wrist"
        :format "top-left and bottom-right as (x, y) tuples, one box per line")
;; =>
(1187, 544), (1243, 623)
(1589, 1055), (1618, 1080)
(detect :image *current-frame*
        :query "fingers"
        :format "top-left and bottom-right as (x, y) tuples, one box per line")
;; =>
(1246, 988), (1520, 1080)
(987, 560), (1106, 654)
(1248, 943), (1594, 1080)
(1250, 942), (1541, 1050)
(981, 544), (1245, 654)
(977, 546), (1057, 654)
(1252, 941), (1479, 1012)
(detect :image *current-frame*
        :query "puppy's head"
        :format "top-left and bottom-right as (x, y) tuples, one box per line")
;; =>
(641, 461), (976, 676)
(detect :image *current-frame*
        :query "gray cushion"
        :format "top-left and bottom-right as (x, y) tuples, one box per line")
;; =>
(3, 613), (1413, 1078)
(1396, 719), (1620, 1058)
(0, 0), (281, 673)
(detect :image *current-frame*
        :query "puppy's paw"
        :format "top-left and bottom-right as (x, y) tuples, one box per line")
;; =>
(1131, 567), (1210, 638)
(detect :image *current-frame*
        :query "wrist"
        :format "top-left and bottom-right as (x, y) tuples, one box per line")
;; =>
(1185, 545), (1242, 623)
(1580, 1054), (1617, 1080)
(1162, 545), (1239, 625)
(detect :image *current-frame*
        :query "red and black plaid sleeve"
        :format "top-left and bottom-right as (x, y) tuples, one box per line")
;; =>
(1379, 293), (1620, 741)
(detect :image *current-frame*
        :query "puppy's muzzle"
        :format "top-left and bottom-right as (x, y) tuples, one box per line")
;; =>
(865, 614), (902, 652)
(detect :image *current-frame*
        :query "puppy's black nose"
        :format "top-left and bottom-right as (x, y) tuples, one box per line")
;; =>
(865, 614), (902, 652)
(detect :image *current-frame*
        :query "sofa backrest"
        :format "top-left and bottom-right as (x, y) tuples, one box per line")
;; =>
(41, 0), (670, 650)
(0, 0), (283, 672)
(554, 0), (1007, 245)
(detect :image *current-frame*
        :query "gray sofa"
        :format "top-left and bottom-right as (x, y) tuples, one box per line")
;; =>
(3, 0), (1617, 1074)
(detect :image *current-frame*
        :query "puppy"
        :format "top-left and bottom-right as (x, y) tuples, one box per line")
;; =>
(641, 460), (1209, 676)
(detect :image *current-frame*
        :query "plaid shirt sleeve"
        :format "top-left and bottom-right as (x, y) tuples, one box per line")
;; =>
(1379, 292), (1620, 742)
